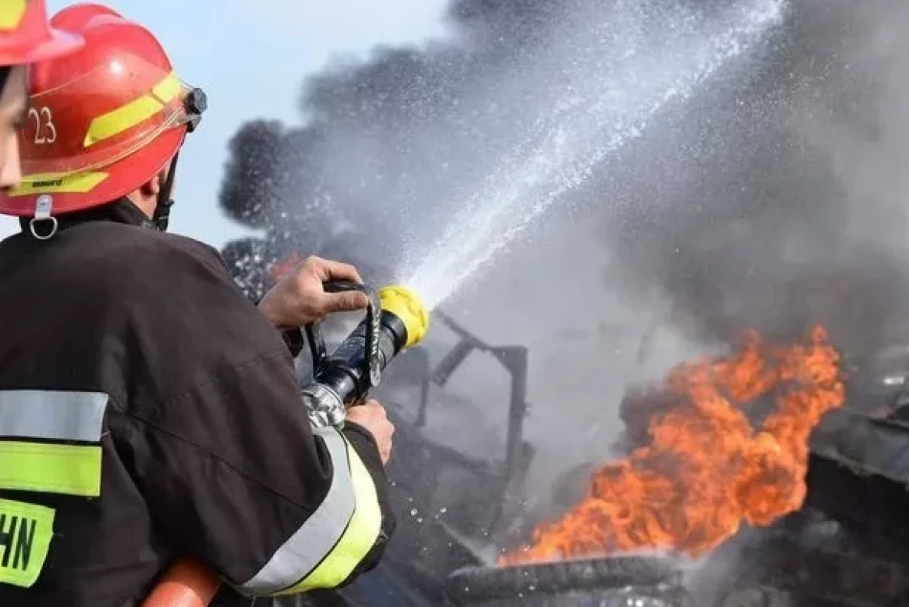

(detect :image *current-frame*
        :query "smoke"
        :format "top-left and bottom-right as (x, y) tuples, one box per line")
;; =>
(217, 0), (582, 291)
(599, 0), (909, 362)
(217, 0), (773, 300)
(216, 0), (909, 494)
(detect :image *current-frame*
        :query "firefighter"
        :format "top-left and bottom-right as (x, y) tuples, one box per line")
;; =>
(0, 4), (395, 607)
(0, 0), (83, 188)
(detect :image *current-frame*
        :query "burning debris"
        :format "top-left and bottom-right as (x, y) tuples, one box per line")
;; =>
(501, 326), (844, 565)
(208, 0), (909, 602)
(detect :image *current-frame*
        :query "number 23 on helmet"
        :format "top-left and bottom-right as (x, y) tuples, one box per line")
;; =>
(0, 3), (206, 218)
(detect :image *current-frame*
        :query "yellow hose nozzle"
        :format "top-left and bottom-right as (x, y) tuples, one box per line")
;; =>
(378, 285), (430, 348)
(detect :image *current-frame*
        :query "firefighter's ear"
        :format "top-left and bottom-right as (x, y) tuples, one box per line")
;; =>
(130, 170), (167, 219)
(140, 170), (165, 197)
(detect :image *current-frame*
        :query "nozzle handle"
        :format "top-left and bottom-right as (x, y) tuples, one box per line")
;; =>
(304, 281), (382, 389)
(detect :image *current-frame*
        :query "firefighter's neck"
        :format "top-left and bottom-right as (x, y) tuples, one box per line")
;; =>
(126, 171), (167, 220)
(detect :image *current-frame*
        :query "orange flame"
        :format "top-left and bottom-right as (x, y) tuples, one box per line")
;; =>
(500, 325), (844, 565)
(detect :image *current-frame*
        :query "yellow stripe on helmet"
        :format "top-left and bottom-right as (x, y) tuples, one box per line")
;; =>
(0, 0), (27, 30)
(152, 72), (181, 102)
(12, 171), (109, 195)
(83, 72), (181, 148)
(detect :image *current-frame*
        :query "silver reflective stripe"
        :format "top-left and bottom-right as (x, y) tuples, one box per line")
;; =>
(240, 426), (355, 594)
(0, 390), (108, 442)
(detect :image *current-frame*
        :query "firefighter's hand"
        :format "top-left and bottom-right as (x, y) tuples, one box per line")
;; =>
(258, 255), (369, 329)
(346, 399), (395, 465)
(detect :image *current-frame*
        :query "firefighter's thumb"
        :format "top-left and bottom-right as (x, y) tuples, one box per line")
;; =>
(322, 291), (369, 314)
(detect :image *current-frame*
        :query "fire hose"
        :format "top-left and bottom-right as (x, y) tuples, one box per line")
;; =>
(140, 282), (430, 607)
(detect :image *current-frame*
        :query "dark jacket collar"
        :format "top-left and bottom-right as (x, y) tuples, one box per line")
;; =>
(18, 198), (154, 233)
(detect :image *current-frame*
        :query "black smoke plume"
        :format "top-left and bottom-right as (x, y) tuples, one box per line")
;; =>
(218, 0), (586, 300)
(217, 0), (909, 365)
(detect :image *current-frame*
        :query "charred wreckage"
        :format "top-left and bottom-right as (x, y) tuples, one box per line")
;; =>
(222, 241), (909, 607)
(210, 0), (909, 603)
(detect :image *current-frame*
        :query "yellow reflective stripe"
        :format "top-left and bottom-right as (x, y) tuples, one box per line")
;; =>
(83, 97), (163, 148)
(278, 441), (382, 594)
(83, 72), (181, 148)
(237, 427), (383, 596)
(0, 498), (55, 588)
(0, 1), (27, 30)
(12, 171), (108, 195)
(152, 73), (181, 103)
(0, 442), (102, 497)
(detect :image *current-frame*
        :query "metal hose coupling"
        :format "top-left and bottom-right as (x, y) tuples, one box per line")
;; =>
(302, 284), (430, 428)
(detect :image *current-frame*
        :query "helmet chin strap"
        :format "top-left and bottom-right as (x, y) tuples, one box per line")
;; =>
(151, 152), (179, 231)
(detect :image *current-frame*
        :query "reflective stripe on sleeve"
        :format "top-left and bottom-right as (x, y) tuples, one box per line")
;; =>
(238, 426), (382, 595)
(0, 390), (108, 497)
(277, 437), (381, 594)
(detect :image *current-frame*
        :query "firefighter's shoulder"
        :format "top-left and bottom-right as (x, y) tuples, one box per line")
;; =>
(69, 222), (288, 405)
(79, 224), (251, 322)
(97, 225), (227, 284)
(53, 220), (227, 293)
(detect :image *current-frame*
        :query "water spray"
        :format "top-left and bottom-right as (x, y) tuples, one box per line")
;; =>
(140, 283), (430, 607)
(142, 0), (792, 601)
(403, 0), (787, 309)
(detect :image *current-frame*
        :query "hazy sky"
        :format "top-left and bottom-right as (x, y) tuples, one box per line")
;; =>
(0, 0), (451, 244)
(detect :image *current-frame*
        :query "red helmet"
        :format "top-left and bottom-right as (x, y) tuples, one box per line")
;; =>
(0, 3), (206, 216)
(0, 0), (84, 66)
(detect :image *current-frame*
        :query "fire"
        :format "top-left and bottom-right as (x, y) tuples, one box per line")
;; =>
(500, 325), (844, 565)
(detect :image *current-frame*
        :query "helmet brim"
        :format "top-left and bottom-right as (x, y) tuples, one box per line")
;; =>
(19, 27), (85, 64)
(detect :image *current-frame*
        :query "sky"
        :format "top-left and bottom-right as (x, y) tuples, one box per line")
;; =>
(0, 0), (452, 244)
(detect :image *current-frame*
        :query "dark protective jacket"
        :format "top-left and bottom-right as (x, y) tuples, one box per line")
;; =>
(0, 200), (394, 607)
